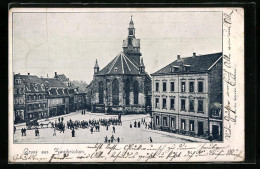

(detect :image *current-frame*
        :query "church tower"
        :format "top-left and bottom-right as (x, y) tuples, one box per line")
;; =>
(94, 59), (99, 74)
(122, 16), (142, 64)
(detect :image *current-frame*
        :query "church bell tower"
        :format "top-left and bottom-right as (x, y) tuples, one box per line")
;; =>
(122, 16), (142, 64)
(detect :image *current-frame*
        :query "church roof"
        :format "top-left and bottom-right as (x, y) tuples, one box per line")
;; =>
(97, 52), (141, 75)
(152, 52), (222, 75)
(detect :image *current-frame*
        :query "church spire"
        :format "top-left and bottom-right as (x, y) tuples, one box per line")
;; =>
(128, 15), (135, 37)
(94, 59), (99, 74)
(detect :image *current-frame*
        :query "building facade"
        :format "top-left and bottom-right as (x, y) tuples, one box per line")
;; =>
(41, 77), (70, 117)
(14, 74), (48, 121)
(13, 74), (26, 123)
(87, 17), (151, 114)
(151, 53), (223, 141)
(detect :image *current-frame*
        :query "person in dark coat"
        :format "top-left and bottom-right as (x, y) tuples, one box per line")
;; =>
(21, 128), (24, 136)
(134, 121), (137, 128)
(130, 122), (132, 128)
(138, 121), (141, 128)
(72, 128), (75, 137)
(112, 126), (115, 133)
(149, 137), (153, 143)
(14, 126), (16, 134)
(61, 117), (64, 122)
(117, 137), (120, 143)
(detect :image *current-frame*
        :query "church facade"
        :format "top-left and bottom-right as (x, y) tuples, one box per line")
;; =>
(87, 17), (151, 114)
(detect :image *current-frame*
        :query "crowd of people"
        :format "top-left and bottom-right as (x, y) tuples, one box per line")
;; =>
(15, 110), (154, 143)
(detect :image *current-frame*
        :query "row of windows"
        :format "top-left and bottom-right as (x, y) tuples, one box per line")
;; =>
(14, 98), (25, 104)
(15, 79), (22, 85)
(155, 81), (204, 93)
(155, 116), (204, 132)
(98, 79), (139, 105)
(27, 103), (47, 110)
(155, 98), (204, 112)
(27, 94), (46, 101)
(14, 88), (24, 94)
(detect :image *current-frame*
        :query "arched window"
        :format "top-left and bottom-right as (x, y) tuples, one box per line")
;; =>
(133, 81), (139, 105)
(99, 81), (104, 104)
(125, 79), (130, 105)
(112, 79), (119, 105)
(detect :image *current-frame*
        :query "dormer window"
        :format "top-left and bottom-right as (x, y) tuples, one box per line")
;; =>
(171, 66), (180, 72)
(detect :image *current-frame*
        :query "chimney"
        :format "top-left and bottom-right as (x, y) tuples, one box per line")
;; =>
(193, 53), (196, 57)
(28, 73), (30, 75)
(55, 72), (57, 77)
(177, 55), (180, 60)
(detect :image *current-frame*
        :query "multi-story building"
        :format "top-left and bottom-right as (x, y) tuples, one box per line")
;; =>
(86, 16), (151, 114)
(41, 77), (70, 117)
(14, 73), (48, 121)
(151, 52), (223, 141)
(54, 72), (87, 112)
(13, 74), (26, 123)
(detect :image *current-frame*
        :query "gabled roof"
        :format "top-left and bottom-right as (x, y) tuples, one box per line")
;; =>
(97, 52), (141, 75)
(152, 52), (222, 75)
(20, 75), (43, 84)
(19, 75), (46, 92)
(41, 78), (67, 88)
(56, 74), (69, 82)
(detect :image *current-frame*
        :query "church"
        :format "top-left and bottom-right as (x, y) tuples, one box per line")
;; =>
(86, 16), (151, 114)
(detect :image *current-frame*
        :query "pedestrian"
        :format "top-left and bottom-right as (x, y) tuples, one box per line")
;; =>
(134, 121), (137, 128)
(90, 127), (93, 134)
(144, 118), (145, 123)
(145, 122), (147, 129)
(58, 117), (60, 122)
(112, 126), (115, 133)
(106, 124), (109, 130)
(111, 135), (114, 143)
(130, 122), (132, 128)
(61, 117), (64, 122)
(21, 128), (24, 137)
(138, 121), (141, 128)
(24, 128), (26, 136)
(72, 128), (75, 137)
(53, 128), (56, 136)
(14, 126), (16, 134)
(149, 137), (153, 143)
(117, 137), (120, 143)
(104, 136), (108, 143)
(35, 128), (37, 136)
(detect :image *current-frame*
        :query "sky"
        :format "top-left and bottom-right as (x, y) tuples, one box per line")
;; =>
(12, 10), (222, 84)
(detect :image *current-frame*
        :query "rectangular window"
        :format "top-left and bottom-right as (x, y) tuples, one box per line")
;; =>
(171, 118), (175, 128)
(163, 117), (167, 126)
(189, 100), (194, 111)
(155, 98), (159, 108)
(170, 98), (175, 109)
(156, 116), (159, 125)
(198, 82), (203, 93)
(189, 82), (194, 92)
(162, 98), (167, 109)
(181, 99), (186, 111)
(198, 100), (204, 112)
(155, 82), (159, 92)
(170, 82), (174, 91)
(163, 82), (167, 92)
(189, 120), (194, 131)
(181, 119), (186, 130)
(181, 82), (185, 92)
